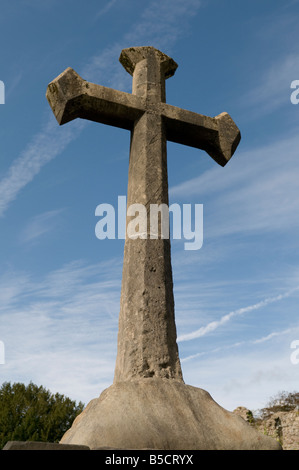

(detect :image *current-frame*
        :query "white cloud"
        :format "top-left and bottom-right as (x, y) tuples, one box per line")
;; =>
(178, 286), (299, 342)
(20, 209), (65, 243)
(0, 259), (122, 403)
(5, 72), (23, 100)
(241, 53), (299, 116)
(181, 327), (294, 363)
(170, 130), (299, 237)
(0, 118), (84, 217)
(95, 0), (118, 19)
(0, 0), (203, 219)
(0, 271), (31, 309)
(252, 328), (293, 344)
(127, 0), (201, 49)
(181, 327), (299, 411)
(83, 0), (201, 88)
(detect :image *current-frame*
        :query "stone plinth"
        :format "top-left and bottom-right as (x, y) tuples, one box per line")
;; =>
(3, 441), (90, 450)
(60, 380), (281, 450)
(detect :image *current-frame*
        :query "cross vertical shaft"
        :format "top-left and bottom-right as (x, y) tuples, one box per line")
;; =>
(46, 46), (241, 388)
(114, 49), (183, 382)
(44, 47), (281, 453)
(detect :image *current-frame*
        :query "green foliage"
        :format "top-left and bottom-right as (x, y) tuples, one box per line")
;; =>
(0, 381), (84, 449)
(246, 410), (254, 424)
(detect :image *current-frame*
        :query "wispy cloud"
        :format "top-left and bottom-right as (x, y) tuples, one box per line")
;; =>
(252, 328), (293, 344)
(178, 286), (299, 342)
(95, 0), (118, 19)
(0, 0), (202, 219)
(241, 53), (299, 116)
(5, 72), (23, 100)
(180, 323), (299, 410)
(181, 327), (293, 362)
(0, 258), (122, 402)
(0, 118), (84, 217)
(126, 0), (201, 50)
(20, 209), (65, 244)
(82, 0), (202, 88)
(170, 130), (299, 238)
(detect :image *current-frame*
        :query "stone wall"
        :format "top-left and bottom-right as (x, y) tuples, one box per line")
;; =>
(233, 406), (299, 450)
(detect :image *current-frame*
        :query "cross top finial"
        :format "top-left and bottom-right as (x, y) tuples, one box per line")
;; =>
(119, 46), (178, 78)
(120, 46), (178, 102)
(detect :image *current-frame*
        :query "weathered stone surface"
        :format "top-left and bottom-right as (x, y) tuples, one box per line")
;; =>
(60, 380), (281, 450)
(233, 406), (253, 422)
(234, 406), (299, 450)
(3, 441), (90, 450)
(114, 49), (182, 381)
(46, 46), (241, 383)
(258, 410), (299, 450)
(46, 47), (278, 452)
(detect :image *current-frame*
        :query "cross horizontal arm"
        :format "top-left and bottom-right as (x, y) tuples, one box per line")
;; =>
(46, 67), (145, 129)
(162, 104), (241, 166)
(46, 67), (241, 167)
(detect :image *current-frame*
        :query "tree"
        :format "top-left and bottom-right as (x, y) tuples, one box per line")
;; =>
(259, 390), (299, 420)
(0, 381), (84, 449)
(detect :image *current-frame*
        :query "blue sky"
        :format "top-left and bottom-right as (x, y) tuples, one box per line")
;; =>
(1, 0), (299, 412)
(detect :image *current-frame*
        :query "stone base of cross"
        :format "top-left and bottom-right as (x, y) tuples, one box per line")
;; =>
(46, 47), (281, 450)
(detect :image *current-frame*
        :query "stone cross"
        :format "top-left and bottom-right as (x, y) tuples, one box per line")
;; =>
(46, 46), (240, 384)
